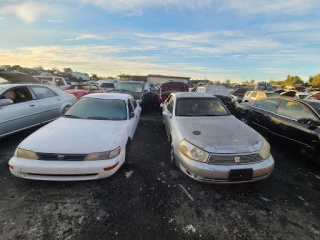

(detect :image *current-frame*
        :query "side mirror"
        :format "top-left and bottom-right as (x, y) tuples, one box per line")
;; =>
(0, 99), (14, 107)
(129, 112), (135, 119)
(162, 110), (172, 118)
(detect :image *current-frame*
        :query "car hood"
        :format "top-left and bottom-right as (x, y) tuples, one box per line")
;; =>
(176, 116), (262, 154)
(112, 89), (142, 100)
(19, 117), (126, 154)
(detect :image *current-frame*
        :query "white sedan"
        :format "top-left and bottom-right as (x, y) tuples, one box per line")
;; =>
(0, 83), (76, 138)
(9, 93), (141, 181)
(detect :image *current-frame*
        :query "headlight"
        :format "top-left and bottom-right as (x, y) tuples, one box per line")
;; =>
(259, 138), (270, 160)
(179, 140), (209, 162)
(14, 148), (38, 160)
(84, 146), (121, 161)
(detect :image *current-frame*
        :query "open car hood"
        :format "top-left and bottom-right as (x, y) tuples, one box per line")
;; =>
(0, 72), (41, 84)
(205, 85), (230, 97)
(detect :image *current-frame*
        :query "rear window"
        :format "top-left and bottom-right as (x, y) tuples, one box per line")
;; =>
(100, 83), (115, 88)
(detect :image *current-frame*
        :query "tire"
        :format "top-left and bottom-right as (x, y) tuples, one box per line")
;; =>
(170, 144), (177, 168)
(125, 138), (131, 161)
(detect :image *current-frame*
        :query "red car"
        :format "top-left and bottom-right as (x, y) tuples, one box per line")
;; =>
(64, 84), (106, 99)
(158, 82), (189, 104)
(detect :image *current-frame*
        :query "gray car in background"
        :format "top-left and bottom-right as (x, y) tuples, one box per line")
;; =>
(0, 84), (76, 138)
(162, 92), (274, 183)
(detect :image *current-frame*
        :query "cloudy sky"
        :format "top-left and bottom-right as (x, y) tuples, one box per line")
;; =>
(0, 0), (319, 82)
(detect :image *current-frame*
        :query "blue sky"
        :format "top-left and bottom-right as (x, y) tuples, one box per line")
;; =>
(0, 0), (320, 82)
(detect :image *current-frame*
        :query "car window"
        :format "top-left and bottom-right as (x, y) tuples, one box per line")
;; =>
(245, 91), (251, 97)
(0, 87), (33, 104)
(249, 92), (258, 98)
(276, 100), (318, 121)
(30, 86), (57, 99)
(196, 88), (205, 93)
(130, 97), (138, 109)
(252, 99), (279, 113)
(65, 98), (127, 120)
(128, 99), (134, 113)
(100, 83), (114, 88)
(176, 98), (229, 116)
(55, 78), (65, 87)
(115, 82), (143, 93)
(168, 100), (174, 113)
(257, 92), (265, 99)
(90, 85), (99, 90)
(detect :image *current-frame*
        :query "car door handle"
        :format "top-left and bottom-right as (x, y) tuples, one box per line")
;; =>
(57, 98), (61, 101)
(30, 104), (35, 107)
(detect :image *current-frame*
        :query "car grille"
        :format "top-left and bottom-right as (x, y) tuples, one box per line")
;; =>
(37, 153), (87, 161)
(208, 153), (263, 165)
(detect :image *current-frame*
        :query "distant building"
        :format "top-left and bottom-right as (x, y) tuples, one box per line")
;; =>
(147, 74), (190, 84)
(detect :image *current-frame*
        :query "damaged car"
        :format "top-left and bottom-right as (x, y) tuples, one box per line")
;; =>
(9, 93), (141, 181)
(159, 81), (189, 106)
(196, 84), (238, 114)
(162, 92), (274, 183)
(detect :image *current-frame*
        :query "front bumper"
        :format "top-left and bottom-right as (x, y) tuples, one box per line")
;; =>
(8, 150), (125, 181)
(174, 146), (274, 183)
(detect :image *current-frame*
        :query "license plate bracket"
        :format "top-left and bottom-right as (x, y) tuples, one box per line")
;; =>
(229, 169), (253, 181)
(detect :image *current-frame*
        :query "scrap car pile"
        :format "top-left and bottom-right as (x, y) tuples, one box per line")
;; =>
(0, 73), (319, 183)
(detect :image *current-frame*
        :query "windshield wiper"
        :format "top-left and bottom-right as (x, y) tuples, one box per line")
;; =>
(86, 116), (118, 120)
(63, 114), (83, 119)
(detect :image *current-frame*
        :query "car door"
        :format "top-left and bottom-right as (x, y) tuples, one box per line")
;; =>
(0, 86), (42, 137)
(269, 100), (319, 154)
(29, 86), (62, 123)
(249, 98), (280, 138)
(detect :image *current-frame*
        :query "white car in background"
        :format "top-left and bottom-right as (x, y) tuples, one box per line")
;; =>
(9, 93), (141, 181)
(0, 83), (76, 138)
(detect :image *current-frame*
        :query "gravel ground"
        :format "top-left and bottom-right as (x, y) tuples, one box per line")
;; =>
(0, 110), (320, 240)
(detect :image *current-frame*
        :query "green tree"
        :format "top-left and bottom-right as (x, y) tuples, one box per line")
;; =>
(310, 74), (320, 86)
(224, 79), (231, 85)
(250, 79), (255, 84)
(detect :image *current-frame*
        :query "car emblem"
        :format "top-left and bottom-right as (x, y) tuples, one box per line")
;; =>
(235, 157), (241, 163)
(57, 155), (65, 160)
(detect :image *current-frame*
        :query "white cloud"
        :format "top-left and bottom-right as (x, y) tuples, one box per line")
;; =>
(261, 22), (320, 32)
(48, 19), (63, 23)
(0, 16), (4, 20)
(66, 34), (104, 41)
(0, 2), (67, 23)
(0, 45), (242, 80)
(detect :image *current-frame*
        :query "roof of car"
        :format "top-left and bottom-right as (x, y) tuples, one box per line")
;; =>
(83, 93), (131, 100)
(173, 92), (216, 98)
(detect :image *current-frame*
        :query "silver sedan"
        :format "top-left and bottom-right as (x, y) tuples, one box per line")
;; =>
(162, 92), (274, 183)
(0, 84), (76, 138)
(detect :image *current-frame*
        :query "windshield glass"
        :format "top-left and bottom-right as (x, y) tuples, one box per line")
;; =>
(64, 98), (127, 120)
(266, 93), (280, 97)
(176, 98), (229, 116)
(115, 82), (143, 93)
(100, 83), (114, 88)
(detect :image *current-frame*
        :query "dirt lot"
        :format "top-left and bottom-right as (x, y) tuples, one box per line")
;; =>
(0, 110), (320, 240)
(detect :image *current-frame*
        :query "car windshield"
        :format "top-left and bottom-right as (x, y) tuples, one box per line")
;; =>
(64, 98), (127, 120)
(266, 93), (280, 97)
(176, 98), (229, 116)
(100, 83), (114, 88)
(115, 82), (143, 93)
